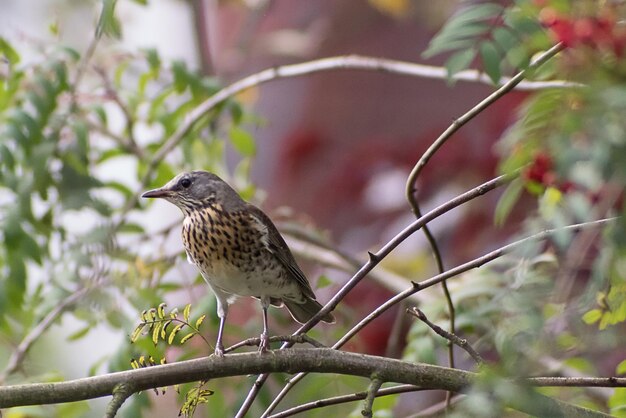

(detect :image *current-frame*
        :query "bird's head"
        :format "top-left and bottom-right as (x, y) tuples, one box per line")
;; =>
(142, 171), (238, 214)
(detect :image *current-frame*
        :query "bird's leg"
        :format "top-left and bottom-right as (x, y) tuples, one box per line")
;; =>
(214, 315), (226, 356)
(259, 297), (270, 353)
(213, 298), (228, 357)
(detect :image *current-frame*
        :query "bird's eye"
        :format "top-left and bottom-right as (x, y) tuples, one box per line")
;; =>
(180, 178), (192, 188)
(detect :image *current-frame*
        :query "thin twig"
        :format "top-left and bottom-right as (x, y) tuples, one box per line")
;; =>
(268, 385), (424, 418)
(406, 307), (484, 365)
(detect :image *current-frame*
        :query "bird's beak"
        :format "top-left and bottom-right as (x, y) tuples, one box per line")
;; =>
(141, 187), (172, 199)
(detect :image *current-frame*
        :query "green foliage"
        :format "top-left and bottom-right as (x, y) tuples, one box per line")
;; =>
(423, 1), (549, 83)
(0, 2), (259, 412)
(179, 381), (214, 418)
(130, 303), (208, 348)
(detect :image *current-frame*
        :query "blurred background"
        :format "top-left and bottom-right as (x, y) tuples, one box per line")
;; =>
(0, 1), (572, 417)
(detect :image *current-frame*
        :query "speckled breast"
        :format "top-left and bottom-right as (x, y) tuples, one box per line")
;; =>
(181, 204), (289, 297)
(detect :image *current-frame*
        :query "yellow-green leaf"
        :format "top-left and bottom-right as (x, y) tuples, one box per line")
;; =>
(180, 332), (196, 345)
(582, 309), (602, 325)
(183, 303), (191, 322)
(168, 323), (184, 344)
(152, 322), (162, 345)
(158, 302), (167, 319)
(130, 324), (147, 343)
(195, 315), (206, 329)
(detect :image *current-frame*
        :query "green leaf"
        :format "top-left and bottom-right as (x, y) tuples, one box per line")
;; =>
(445, 49), (477, 79)
(582, 309), (602, 325)
(97, 0), (122, 39)
(479, 41), (502, 84)
(492, 27), (518, 53)
(0, 144), (15, 169)
(316, 275), (333, 289)
(616, 359), (626, 375)
(495, 178), (523, 226)
(0, 37), (20, 64)
(67, 325), (91, 341)
(20, 233), (42, 264)
(158, 303), (167, 319)
(423, 3), (503, 58)
(145, 48), (161, 72)
(229, 126), (256, 156)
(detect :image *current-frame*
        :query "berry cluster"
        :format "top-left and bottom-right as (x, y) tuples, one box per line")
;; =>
(523, 152), (574, 193)
(539, 7), (626, 56)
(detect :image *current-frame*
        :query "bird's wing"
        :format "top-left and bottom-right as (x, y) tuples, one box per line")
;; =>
(247, 205), (316, 299)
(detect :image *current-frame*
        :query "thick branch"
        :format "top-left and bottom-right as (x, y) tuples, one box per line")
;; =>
(0, 348), (620, 418)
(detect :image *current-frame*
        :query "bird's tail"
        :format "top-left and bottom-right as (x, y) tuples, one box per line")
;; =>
(284, 298), (335, 324)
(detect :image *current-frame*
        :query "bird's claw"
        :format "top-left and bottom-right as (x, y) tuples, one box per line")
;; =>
(258, 332), (270, 353)
(213, 344), (225, 357)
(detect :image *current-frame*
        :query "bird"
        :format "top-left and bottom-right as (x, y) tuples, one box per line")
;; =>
(142, 170), (334, 355)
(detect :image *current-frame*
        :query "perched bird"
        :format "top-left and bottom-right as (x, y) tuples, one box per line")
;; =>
(142, 171), (334, 355)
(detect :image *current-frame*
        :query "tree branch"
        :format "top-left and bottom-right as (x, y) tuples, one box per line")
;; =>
(0, 348), (620, 418)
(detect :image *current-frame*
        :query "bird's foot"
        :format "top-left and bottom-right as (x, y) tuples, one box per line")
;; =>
(258, 332), (270, 353)
(213, 344), (225, 357)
